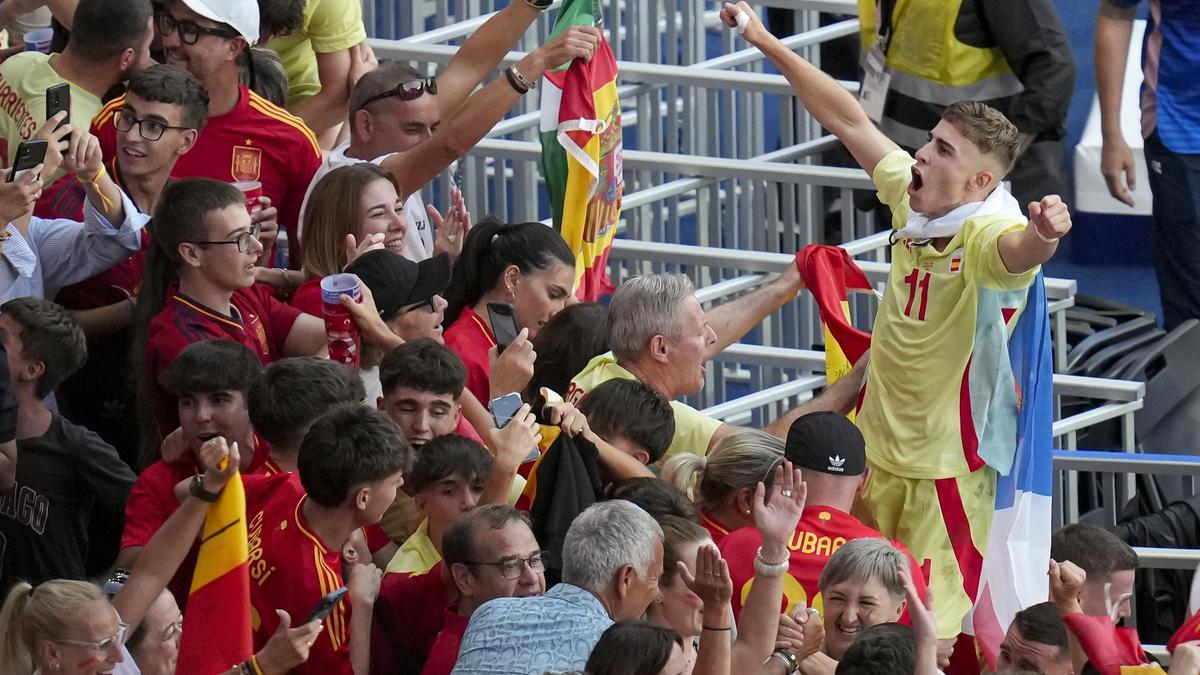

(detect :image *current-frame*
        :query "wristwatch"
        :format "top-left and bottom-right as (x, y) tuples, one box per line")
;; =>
(189, 474), (221, 502)
(524, 0), (554, 9)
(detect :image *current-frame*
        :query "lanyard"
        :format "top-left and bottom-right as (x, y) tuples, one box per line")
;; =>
(875, 0), (896, 55)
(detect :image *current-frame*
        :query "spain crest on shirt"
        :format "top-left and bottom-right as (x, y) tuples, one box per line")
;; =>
(949, 247), (964, 274)
(232, 145), (262, 181)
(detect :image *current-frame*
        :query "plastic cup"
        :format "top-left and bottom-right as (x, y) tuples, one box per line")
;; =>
(24, 28), (54, 54)
(320, 273), (363, 367)
(232, 180), (262, 213)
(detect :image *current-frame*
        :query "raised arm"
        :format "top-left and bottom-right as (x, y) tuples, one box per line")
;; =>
(720, 2), (898, 175)
(1094, 0), (1138, 207)
(435, 0), (544, 114)
(382, 26), (601, 197)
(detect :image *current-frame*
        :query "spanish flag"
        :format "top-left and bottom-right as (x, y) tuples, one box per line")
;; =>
(539, 0), (623, 301)
(795, 245), (873, 386)
(176, 473), (254, 673)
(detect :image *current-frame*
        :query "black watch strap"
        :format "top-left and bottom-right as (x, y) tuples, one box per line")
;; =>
(525, 0), (553, 9)
(189, 474), (221, 502)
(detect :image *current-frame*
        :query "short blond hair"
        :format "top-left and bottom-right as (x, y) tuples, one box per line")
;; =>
(941, 101), (1020, 175)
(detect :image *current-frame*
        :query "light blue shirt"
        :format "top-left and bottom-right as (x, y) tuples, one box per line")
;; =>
(451, 583), (613, 675)
(0, 191), (145, 303)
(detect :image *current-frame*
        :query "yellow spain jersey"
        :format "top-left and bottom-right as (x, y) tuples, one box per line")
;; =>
(857, 151), (1037, 479)
(568, 353), (721, 459)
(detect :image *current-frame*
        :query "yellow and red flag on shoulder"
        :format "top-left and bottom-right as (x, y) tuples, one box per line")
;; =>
(176, 472), (253, 673)
(539, 0), (623, 301)
(795, 245), (873, 388)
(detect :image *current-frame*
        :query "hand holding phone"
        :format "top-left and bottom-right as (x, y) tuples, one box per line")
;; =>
(487, 395), (541, 464)
(46, 83), (70, 133)
(7, 139), (47, 184)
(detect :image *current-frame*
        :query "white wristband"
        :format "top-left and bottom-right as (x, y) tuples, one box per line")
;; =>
(1033, 224), (1059, 244)
(754, 546), (789, 577)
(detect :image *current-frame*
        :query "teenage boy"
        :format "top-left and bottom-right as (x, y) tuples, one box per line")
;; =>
(247, 356), (365, 475)
(140, 178), (400, 437)
(90, 0), (320, 260)
(44, 63), (212, 461)
(118, 339), (263, 604)
(725, 2), (1073, 641)
(0, 297), (134, 593)
(576, 378), (674, 467)
(242, 404), (412, 675)
(388, 436), (492, 574)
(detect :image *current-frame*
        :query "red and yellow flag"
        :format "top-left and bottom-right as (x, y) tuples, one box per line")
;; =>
(176, 473), (253, 673)
(539, 0), (623, 301)
(795, 245), (873, 387)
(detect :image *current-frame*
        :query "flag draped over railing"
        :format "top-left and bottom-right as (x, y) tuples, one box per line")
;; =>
(539, 0), (623, 301)
(176, 473), (253, 673)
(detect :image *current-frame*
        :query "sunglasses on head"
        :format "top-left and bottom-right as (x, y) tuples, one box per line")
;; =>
(357, 77), (437, 111)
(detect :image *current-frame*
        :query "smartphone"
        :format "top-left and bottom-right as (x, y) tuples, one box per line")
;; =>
(46, 83), (70, 132)
(486, 302), (520, 353)
(489, 392), (523, 428)
(304, 587), (348, 625)
(7, 139), (47, 183)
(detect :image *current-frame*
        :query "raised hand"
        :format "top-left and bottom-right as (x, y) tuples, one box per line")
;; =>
(1028, 195), (1071, 243)
(542, 400), (590, 438)
(533, 25), (601, 70)
(678, 543), (733, 610)
(719, 2), (767, 43)
(487, 328), (536, 400)
(197, 437), (240, 495)
(0, 170), (41, 224)
(255, 609), (323, 675)
(1048, 559), (1086, 614)
(347, 562), (383, 607)
(251, 195), (279, 263)
(430, 187), (470, 261)
(899, 565), (941, 674)
(753, 459), (806, 548)
(343, 232), (386, 267)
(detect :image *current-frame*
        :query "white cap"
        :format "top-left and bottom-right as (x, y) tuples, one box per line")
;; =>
(180, 0), (259, 45)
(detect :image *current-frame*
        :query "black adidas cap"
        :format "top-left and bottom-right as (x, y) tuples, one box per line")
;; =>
(784, 411), (866, 476)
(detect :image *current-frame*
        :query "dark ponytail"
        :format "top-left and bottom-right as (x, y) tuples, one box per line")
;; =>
(131, 179), (243, 468)
(442, 217), (574, 327)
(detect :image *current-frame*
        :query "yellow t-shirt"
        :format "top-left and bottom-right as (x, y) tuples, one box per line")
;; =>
(568, 353), (722, 459)
(856, 150), (1037, 480)
(265, 0), (367, 108)
(384, 475), (527, 574)
(0, 52), (101, 182)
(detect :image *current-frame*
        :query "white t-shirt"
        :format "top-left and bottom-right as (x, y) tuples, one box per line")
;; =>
(299, 140), (433, 261)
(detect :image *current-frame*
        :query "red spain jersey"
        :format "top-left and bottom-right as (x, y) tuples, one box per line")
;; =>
(371, 563), (454, 672)
(699, 510), (735, 546)
(145, 285), (301, 435)
(91, 85), (321, 259)
(719, 505), (928, 623)
(243, 473), (352, 675)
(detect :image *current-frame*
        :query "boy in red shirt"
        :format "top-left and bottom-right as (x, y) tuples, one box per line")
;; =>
(243, 404), (412, 675)
(118, 340), (264, 604)
(90, 0), (320, 263)
(134, 178), (401, 444)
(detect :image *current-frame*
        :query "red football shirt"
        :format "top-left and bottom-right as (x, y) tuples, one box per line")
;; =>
(443, 308), (495, 406)
(291, 277), (322, 317)
(420, 607), (468, 675)
(371, 563), (454, 672)
(699, 510), (735, 546)
(91, 85), (321, 262)
(719, 505), (928, 623)
(243, 473), (352, 675)
(145, 285), (301, 434)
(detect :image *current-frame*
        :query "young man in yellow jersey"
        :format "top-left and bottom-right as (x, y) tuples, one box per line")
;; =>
(722, 1), (1072, 659)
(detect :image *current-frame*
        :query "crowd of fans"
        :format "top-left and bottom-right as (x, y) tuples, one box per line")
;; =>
(0, 0), (1193, 673)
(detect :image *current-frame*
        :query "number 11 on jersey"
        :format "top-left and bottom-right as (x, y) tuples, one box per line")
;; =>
(903, 269), (931, 320)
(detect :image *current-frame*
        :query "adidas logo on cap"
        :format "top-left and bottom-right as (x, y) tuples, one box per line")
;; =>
(827, 455), (846, 473)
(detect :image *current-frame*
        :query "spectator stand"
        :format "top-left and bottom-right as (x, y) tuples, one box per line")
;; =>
(366, 0), (1197, 657)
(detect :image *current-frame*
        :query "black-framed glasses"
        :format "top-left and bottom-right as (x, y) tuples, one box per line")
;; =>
(155, 11), (240, 45)
(189, 222), (262, 253)
(114, 110), (191, 142)
(55, 622), (127, 654)
(466, 552), (547, 580)
(400, 297), (436, 314)
(357, 77), (437, 111)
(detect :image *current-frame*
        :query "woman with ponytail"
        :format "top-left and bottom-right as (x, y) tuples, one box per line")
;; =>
(0, 580), (128, 675)
(662, 429), (784, 545)
(442, 217), (575, 405)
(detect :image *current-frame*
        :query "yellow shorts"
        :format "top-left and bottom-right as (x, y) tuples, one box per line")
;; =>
(853, 462), (996, 640)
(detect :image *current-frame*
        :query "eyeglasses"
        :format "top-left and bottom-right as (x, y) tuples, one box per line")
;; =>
(189, 222), (262, 253)
(400, 297), (436, 314)
(357, 77), (437, 111)
(466, 552), (548, 580)
(56, 622), (127, 654)
(155, 11), (241, 45)
(114, 110), (191, 142)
